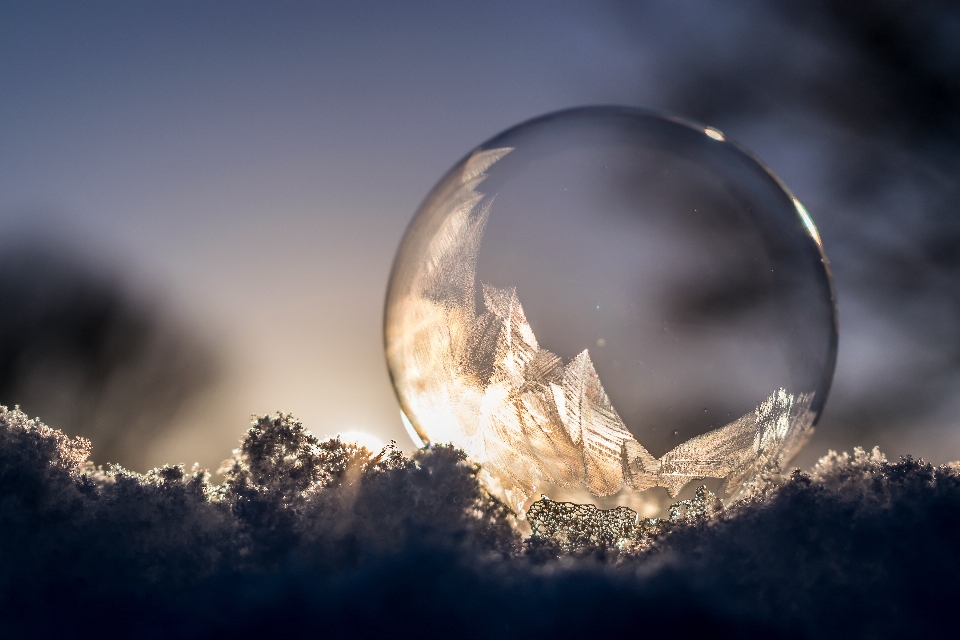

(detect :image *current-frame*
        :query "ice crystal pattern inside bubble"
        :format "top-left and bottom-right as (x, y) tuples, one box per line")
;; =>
(385, 108), (836, 512)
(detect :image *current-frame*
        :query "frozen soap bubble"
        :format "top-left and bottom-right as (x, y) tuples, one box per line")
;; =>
(384, 107), (837, 515)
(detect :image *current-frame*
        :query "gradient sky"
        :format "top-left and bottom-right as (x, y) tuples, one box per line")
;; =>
(2, 1), (956, 471)
(1, 1), (671, 469)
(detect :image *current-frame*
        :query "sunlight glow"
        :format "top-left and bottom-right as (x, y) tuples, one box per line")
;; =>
(337, 431), (385, 452)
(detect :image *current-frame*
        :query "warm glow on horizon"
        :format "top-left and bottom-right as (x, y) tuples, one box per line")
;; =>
(335, 430), (386, 453)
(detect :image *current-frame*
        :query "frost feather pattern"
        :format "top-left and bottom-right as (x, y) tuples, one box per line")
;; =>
(386, 148), (814, 510)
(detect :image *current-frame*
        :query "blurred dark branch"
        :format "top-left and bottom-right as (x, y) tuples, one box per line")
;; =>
(0, 245), (218, 469)
(613, 0), (960, 437)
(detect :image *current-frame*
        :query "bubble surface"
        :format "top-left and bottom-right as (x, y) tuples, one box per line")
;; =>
(385, 107), (837, 513)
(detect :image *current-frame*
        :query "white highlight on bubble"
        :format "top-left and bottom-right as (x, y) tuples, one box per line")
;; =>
(792, 198), (822, 246)
(401, 411), (426, 448)
(704, 127), (725, 141)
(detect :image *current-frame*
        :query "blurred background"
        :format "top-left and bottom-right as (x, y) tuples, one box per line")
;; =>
(1, 0), (958, 472)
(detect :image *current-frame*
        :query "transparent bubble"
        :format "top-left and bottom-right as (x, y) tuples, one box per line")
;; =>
(384, 107), (837, 515)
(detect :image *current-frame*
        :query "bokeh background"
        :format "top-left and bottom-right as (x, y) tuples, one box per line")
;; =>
(1, 0), (958, 473)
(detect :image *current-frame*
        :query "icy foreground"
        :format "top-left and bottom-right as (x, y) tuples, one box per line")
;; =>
(1, 407), (959, 638)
